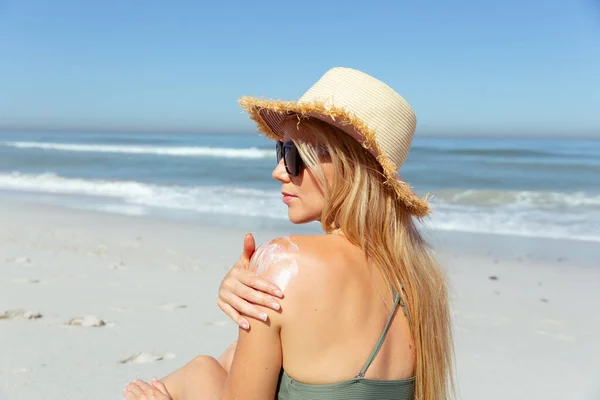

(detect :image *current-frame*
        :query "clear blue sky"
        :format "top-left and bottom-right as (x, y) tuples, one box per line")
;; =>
(1, 0), (599, 136)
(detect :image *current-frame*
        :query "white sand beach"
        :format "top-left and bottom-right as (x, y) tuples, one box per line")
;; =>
(1, 199), (599, 400)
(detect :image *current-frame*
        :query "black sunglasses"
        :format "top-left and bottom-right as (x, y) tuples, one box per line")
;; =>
(276, 141), (304, 177)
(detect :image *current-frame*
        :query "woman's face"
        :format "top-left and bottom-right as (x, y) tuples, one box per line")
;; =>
(272, 131), (334, 224)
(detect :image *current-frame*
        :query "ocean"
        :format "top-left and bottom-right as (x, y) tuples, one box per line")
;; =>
(0, 131), (599, 242)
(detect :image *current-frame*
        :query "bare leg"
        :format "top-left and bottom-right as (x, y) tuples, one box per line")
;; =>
(160, 342), (237, 400)
(217, 341), (237, 373)
(161, 356), (227, 400)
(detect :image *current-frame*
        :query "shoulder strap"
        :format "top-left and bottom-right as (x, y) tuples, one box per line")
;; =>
(356, 288), (405, 378)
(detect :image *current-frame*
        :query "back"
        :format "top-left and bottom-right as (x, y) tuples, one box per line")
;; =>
(251, 234), (416, 386)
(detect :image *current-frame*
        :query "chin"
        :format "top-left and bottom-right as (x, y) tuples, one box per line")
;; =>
(287, 212), (310, 224)
(287, 208), (319, 225)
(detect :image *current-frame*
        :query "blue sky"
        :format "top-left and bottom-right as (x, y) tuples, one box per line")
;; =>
(0, 0), (599, 136)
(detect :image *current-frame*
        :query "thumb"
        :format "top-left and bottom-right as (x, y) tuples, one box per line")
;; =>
(243, 233), (256, 261)
(151, 378), (170, 397)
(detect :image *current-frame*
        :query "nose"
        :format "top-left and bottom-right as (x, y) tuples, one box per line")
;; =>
(272, 159), (291, 183)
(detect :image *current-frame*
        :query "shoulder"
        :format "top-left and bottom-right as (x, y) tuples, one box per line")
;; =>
(249, 236), (310, 272)
(249, 234), (358, 317)
(249, 235), (347, 281)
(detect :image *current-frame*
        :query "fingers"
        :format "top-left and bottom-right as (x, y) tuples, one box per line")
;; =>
(218, 299), (250, 329)
(240, 273), (284, 299)
(233, 279), (281, 311)
(220, 291), (267, 323)
(124, 379), (170, 399)
(134, 379), (154, 392)
(124, 386), (137, 400)
(124, 389), (137, 400)
(219, 269), (281, 307)
(124, 381), (144, 398)
(151, 378), (170, 396)
(243, 233), (256, 262)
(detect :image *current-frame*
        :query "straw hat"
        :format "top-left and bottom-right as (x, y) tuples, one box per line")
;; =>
(239, 67), (430, 217)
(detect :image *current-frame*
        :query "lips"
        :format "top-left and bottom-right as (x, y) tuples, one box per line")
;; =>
(282, 191), (297, 204)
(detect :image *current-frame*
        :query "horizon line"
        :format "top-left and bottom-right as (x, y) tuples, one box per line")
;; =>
(0, 125), (598, 139)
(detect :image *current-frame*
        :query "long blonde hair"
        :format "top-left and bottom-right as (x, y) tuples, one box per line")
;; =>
(282, 116), (455, 400)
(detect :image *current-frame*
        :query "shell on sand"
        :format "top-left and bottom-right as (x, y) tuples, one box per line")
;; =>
(118, 352), (175, 364)
(11, 278), (40, 284)
(5, 257), (31, 265)
(65, 315), (106, 327)
(0, 309), (42, 320)
(158, 302), (187, 311)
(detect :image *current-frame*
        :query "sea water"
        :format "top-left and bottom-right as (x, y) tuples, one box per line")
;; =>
(0, 131), (598, 242)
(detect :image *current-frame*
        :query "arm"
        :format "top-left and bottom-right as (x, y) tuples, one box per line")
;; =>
(217, 233), (284, 329)
(221, 237), (298, 400)
(221, 310), (283, 400)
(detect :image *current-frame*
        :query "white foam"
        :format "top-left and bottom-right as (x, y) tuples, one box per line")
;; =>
(427, 190), (600, 242)
(94, 204), (150, 216)
(1, 141), (272, 159)
(0, 173), (598, 242)
(434, 189), (600, 207)
(0, 172), (286, 219)
(424, 209), (600, 242)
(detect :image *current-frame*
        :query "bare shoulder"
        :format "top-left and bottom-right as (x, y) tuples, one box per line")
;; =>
(249, 235), (349, 274)
(249, 234), (359, 305)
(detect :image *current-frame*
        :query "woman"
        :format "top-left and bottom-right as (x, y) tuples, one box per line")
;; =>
(124, 67), (454, 400)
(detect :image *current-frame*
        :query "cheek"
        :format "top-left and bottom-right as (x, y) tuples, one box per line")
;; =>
(287, 165), (330, 222)
(299, 164), (332, 194)
(300, 172), (324, 209)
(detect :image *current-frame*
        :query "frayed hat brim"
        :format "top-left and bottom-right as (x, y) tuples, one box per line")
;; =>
(239, 96), (430, 218)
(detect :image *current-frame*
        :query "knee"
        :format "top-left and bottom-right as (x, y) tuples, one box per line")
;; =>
(190, 355), (219, 368)
(165, 355), (225, 400)
(188, 356), (226, 377)
(191, 355), (217, 363)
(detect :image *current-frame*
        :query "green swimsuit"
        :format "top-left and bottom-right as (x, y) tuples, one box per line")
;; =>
(276, 291), (415, 400)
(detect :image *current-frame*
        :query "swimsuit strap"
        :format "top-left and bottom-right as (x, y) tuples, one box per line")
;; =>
(357, 286), (406, 378)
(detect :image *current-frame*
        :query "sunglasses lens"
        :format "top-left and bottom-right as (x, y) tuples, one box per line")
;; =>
(284, 143), (300, 176)
(276, 141), (303, 177)
(276, 142), (283, 163)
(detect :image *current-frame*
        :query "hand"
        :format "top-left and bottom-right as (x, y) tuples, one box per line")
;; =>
(124, 379), (172, 400)
(217, 233), (284, 329)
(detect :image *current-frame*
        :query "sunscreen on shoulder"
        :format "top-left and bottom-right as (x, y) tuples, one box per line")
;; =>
(249, 237), (299, 292)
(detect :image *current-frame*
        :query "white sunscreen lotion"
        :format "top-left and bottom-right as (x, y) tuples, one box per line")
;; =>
(250, 237), (299, 292)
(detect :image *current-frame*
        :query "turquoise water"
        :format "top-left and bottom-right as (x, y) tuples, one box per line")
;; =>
(0, 131), (599, 242)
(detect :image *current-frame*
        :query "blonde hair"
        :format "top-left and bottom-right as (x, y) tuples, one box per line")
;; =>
(282, 117), (455, 400)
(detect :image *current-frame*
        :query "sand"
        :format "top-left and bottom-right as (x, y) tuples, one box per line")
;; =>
(0, 199), (598, 400)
